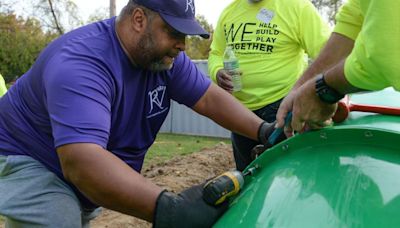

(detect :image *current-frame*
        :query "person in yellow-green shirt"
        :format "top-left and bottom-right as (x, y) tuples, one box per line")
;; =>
(0, 73), (7, 96)
(276, 0), (400, 134)
(208, 0), (330, 170)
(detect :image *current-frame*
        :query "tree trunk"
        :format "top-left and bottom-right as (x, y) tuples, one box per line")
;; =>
(110, 0), (116, 17)
(47, 0), (63, 35)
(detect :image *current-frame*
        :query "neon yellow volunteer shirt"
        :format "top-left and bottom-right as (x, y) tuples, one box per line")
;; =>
(0, 74), (7, 97)
(335, 0), (400, 91)
(208, 0), (330, 110)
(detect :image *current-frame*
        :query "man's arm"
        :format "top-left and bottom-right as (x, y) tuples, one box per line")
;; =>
(324, 60), (362, 95)
(192, 83), (263, 141)
(276, 0), (362, 131)
(339, 0), (400, 91)
(289, 59), (362, 132)
(293, 32), (355, 89)
(276, 32), (355, 131)
(58, 143), (228, 227)
(57, 143), (162, 221)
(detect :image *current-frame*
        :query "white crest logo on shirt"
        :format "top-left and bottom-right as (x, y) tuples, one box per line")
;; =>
(186, 0), (195, 14)
(147, 85), (168, 118)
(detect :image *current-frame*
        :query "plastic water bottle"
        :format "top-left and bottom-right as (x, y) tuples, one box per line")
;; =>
(223, 46), (242, 92)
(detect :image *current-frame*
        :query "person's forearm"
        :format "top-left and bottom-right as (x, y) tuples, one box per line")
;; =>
(193, 83), (262, 141)
(293, 32), (355, 89)
(57, 143), (162, 222)
(324, 59), (363, 95)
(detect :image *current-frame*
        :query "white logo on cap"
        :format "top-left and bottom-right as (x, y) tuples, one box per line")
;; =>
(186, 0), (195, 14)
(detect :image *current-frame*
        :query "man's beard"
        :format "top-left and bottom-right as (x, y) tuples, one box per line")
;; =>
(137, 29), (174, 72)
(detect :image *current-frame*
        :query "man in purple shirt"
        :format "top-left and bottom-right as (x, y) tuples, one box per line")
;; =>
(0, 0), (276, 227)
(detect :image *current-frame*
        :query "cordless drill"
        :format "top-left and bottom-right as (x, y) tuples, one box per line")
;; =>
(202, 167), (257, 205)
(203, 113), (292, 205)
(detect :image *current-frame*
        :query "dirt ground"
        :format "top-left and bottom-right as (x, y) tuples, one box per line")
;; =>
(90, 142), (234, 228)
(0, 142), (233, 228)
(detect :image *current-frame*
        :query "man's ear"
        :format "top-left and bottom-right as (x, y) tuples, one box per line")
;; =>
(130, 8), (148, 33)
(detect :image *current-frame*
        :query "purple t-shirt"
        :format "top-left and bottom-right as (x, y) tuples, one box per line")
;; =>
(0, 17), (210, 208)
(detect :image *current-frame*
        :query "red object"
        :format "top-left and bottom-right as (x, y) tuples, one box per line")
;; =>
(332, 95), (400, 123)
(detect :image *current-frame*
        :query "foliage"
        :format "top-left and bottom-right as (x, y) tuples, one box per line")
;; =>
(0, 0), (16, 14)
(311, 0), (345, 24)
(0, 0), (83, 82)
(86, 7), (109, 24)
(0, 13), (57, 82)
(185, 15), (214, 60)
(1, 0), (83, 35)
(31, 0), (82, 35)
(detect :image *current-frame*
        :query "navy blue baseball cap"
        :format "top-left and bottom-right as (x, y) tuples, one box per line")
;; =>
(135, 0), (210, 39)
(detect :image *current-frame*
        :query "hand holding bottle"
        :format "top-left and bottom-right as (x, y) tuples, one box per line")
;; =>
(216, 69), (234, 93)
(223, 46), (242, 92)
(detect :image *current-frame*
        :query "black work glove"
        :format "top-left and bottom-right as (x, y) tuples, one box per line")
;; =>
(252, 121), (287, 159)
(153, 183), (229, 228)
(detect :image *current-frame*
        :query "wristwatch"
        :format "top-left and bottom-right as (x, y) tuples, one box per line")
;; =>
(315, 73), (344, 104)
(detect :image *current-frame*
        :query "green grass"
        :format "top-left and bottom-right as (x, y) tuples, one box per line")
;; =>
(144, 133), (230, 166)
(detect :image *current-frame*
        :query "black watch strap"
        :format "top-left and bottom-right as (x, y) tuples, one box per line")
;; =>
(315, 74), (344, 104)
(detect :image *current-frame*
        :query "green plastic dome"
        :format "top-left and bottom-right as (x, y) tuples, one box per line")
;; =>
(215, 88), (400, 228)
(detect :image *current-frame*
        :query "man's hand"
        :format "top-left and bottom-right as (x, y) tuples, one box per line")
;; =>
(275, 90), (297, 137)
(153, 183), (228, 228)
(216, 69), (234, 93)
(289, 78), (337, 132)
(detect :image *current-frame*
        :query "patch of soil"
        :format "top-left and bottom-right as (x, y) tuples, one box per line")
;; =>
(91, 142), (234, 228)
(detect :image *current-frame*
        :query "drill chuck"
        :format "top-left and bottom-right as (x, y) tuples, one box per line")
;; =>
(203, 170), (244, 205)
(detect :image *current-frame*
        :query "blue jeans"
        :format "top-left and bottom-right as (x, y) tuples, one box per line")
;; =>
(231, 99), (282, 171)
(0, 155), (100, 228)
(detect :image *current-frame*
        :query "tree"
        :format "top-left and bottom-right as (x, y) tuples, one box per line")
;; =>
(1, 0), (83, 35)
(185, 15), (214, 60)
(0, 13), (57, 82)
(31, 0), (82, 35)
(87, 7), (108, 24)
(0, 0), (17, 14)
(110, 0), (116, 18)
(311, 0), (345, 24)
